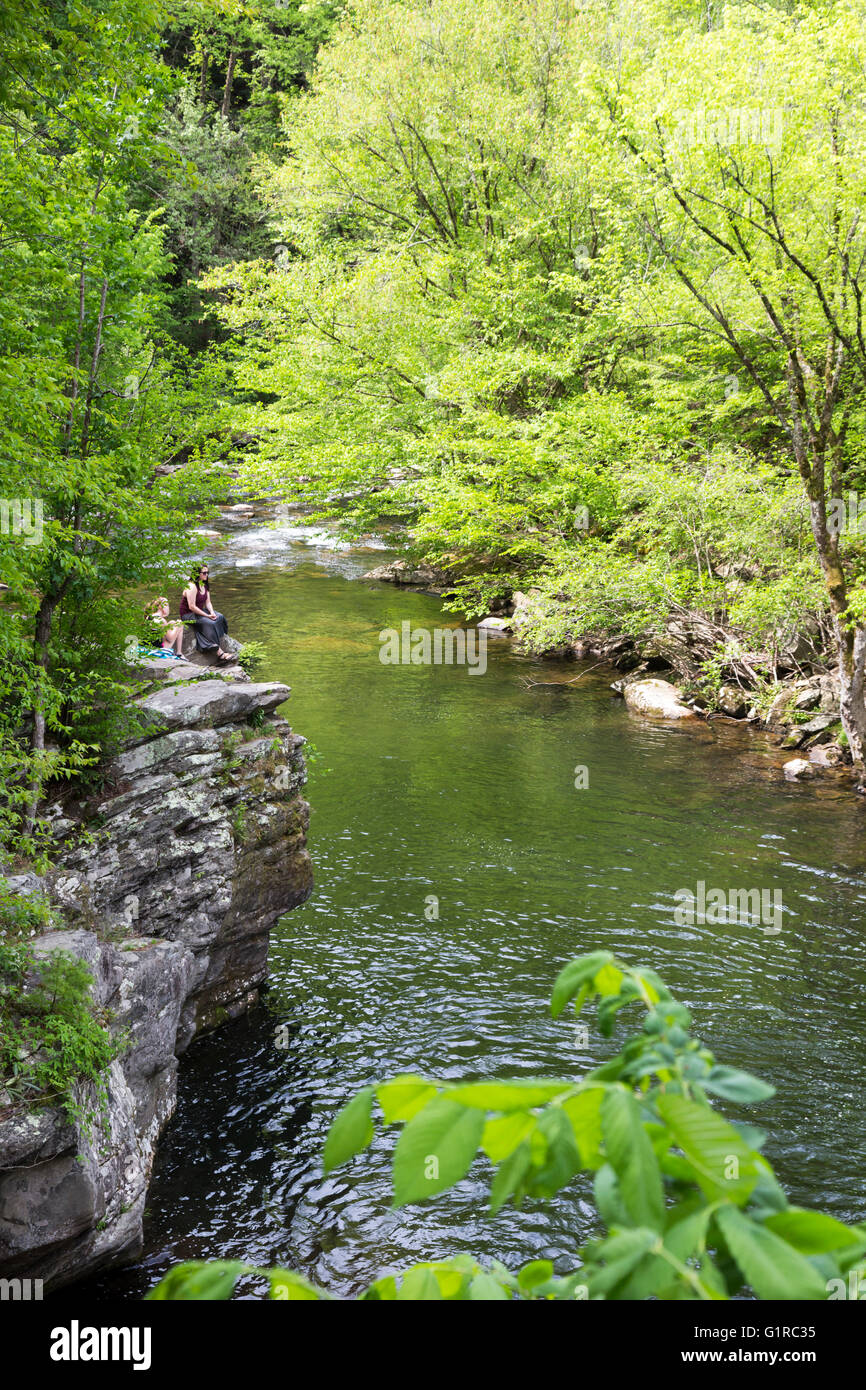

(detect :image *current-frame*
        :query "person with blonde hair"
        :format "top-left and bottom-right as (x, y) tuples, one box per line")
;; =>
(148, 596), (184, 658)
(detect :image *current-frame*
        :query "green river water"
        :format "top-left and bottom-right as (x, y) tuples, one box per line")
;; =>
(88, 520), (866, 1298)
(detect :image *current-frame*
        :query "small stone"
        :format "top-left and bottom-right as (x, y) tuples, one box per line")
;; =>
(783, 757), (813, 779)
(797, 713), (837, 735)
(809, 744), (844, 767)
(622, 678), (696, 720)
(717, 683), (748, 717)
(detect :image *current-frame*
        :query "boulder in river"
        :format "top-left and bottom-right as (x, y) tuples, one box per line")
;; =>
(622, 678), (697, 720)
(783, 757), (814, 779)
(717, 683), (749, 718)
(808, 743), (845, 767)
(477, 616), (512, 636)
(362, 558), (450, 591)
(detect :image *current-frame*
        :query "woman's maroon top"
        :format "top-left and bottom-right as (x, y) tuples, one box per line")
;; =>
(179, 585), (209, 619)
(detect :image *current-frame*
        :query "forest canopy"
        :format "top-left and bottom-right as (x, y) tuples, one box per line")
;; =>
(4, 0), (866, 836)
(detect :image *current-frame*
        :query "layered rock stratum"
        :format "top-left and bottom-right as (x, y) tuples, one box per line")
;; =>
(0, 660), (312, 1289)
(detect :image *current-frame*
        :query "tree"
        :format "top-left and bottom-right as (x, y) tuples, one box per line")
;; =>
(0, 0), (229, 850)
(202, 0), (845, 711)
(588, 0), (866, 774)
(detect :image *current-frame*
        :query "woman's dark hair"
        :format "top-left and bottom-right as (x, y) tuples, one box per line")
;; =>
(190, 563), (210, 591)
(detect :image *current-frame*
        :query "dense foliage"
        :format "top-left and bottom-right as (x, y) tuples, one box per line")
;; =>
(2, 0), (865, 1306)
(201, 0), (866, 768)
(6, 1), (866, 829)
(0, 1), (262, 856)
(0, 881), (118, 1126)
(149, 953), (866, 1300)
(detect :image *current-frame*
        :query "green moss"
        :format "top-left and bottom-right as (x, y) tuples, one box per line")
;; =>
(231, 805), (248, 842)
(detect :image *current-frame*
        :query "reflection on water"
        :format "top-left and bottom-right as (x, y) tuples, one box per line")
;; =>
(84, 536), (866, 1300)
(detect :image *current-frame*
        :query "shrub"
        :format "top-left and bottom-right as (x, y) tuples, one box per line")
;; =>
(0, 936), (119, 1131)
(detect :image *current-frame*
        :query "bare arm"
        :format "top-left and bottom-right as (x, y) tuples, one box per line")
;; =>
(184, 584), (210, 618)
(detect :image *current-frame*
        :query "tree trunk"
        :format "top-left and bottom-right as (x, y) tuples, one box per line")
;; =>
(804, 490), (866, 783)
(221, 51), (236, 119)
(836, 623), (866, 785)
(23, 593), (58, 834)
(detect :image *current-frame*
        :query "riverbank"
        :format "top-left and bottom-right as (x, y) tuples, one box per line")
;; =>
(186, 489), (851, 785)
(361, 556), (850, 787)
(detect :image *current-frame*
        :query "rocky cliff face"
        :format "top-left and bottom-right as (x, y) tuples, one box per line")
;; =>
(0, 660), (313, 1289)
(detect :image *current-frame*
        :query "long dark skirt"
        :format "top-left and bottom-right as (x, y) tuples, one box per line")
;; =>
(185, 611), (228, 652)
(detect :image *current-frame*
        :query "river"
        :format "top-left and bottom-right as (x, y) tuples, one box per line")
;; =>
(86, 517), (866, 1299)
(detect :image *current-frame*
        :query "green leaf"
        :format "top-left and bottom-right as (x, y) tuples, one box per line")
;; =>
(428, 1264), (473, 1299)
(490, 1140), (532, 1214)
(573, 981), (591, 1016)
(362, 1275), (398, 1300)
(702, 1065), (775, 1104)
(376, 1075), (438, 1123)
(268, 1270), (325, 1301)
(482, 1110), (535, 1163)
(550, 951), (614, 1017)
(447, 1078), (573, 1110)
(517, 1259), (554, 1292)
(469, 1272), (510, 1300)
(146, 1260), (247, 1301)
(392, 1097), (484, 1206)
(656, 1092), (762, 1203)
(764, 1208), (866, 1256)
(664, 1206), (713, 1263)
(322, 1086), (375, 1174)
(562, 1087), (604, 1165)
(396, 1266), (443, 1300)
(529, 1107), (582, 1197)
(630, 967), (670, 1004)
(585, 1228), (659, 1297)
(594, 1162), (630, 1228)
(696, 1255), (728, 1298)
(715, 1205), (829, 1300)
(601, 1088), (664, 1230)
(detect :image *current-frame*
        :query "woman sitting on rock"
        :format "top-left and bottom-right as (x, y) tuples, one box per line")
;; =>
(147, 597), (184, 658)
(180, 564), (236, 662)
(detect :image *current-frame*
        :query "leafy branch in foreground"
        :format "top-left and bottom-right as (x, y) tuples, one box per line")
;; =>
(149, 953), (866, 1300)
